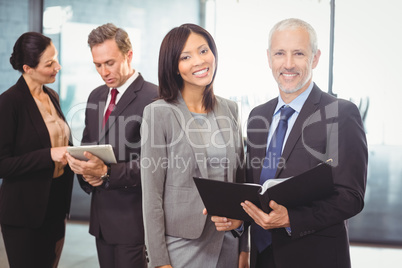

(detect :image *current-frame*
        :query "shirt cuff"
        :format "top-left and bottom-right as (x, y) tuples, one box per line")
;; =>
(285, 227), (292, 236)
(233, 222), (244, 236)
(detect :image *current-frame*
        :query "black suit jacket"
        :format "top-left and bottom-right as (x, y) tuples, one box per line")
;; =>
(246, 84), (368, 268)
(0, 76), (74, 228)
(78, 73), (158, 244)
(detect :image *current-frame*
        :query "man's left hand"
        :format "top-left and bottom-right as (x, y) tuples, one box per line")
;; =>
(66, 151), (107, 178)
(241, 200), (290, 229)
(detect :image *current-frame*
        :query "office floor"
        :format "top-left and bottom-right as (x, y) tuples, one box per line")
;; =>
(1, 221), (402, 267)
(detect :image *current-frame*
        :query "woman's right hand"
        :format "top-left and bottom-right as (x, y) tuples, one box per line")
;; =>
(156, 266), (173, 268)
(204, 208), (243, 231)
(51, 146), (68, 165)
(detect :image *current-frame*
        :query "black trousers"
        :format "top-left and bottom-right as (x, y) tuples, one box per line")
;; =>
(1, 216), (65, 268)
(1, 177), (68, 268)
(95, 236), (146, 268)
(255, 245), (275, 268)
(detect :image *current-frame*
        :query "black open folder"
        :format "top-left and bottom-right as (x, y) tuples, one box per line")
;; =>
(193, 162), (334, 222)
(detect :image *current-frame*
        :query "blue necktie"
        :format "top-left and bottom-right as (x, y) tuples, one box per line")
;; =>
(252, 105), (295, 253)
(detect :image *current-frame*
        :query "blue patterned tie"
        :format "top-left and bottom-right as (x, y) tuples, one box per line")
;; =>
(252, 105), (295, 253)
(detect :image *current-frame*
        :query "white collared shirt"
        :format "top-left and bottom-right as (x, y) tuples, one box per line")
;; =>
(266, 82), (314, 153)
(103, 71), (139, 115)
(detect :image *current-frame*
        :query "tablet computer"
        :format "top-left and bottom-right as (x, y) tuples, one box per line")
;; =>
(67, 144), (117, 164)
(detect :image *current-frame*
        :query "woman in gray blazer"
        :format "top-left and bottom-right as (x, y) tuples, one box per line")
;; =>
(141, 24), (249, 268)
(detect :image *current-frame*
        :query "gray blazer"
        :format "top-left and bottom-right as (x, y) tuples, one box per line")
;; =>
(141, 94), (248, 266)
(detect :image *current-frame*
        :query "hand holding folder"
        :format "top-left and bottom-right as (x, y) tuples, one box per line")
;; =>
(193, 162), (334, 222)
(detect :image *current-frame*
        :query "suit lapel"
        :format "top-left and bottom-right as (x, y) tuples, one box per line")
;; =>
(252, 99), (277, 182)
(258, 102), (276, 155)
(93, 86), (109, 143)
(213, 98), (230, 143)
(44, 85), (74, 145)
(213, 97), (237, 182)
(172, 93), (209, 179)
(99, 75), (144, 141)
(109, 76), (143, 123)
(17, 76), (51, 149)
(277, 85), (322, 177)
(44, 86), (63, 120)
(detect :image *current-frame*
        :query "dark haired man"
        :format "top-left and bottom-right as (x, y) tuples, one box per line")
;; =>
(67, 23), (157, 268)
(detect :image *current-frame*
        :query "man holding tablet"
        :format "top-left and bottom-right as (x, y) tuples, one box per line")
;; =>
(66, 23), (157, 268)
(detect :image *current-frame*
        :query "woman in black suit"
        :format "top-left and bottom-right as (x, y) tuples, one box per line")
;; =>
(0, 32), (74, 267)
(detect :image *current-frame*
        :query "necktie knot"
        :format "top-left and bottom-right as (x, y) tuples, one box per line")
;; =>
(280, 105), (295, 121)
(110, 88), (118, 100)
(108, 88), (119, 110)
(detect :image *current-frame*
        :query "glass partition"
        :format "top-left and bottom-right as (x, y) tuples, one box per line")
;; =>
(0, 0), (29, 94)
(334, 0), (402, 245)
(44, 0), (200, 145)
(209, 0), (402, 246)
(208, 0), (331, 134)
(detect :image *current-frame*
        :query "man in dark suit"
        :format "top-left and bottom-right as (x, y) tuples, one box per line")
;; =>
(241, 18), (368, 268)
(66, 23), (158, 268)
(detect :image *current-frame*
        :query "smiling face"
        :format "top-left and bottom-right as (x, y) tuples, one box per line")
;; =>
(268, 27), (321, 97)
(178, 32), (216, 92)
(26, 42), (61, 85)
(91, 38), (133, 88)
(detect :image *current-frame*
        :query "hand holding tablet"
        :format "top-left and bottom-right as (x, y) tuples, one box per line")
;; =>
(67, 144), (117, 164)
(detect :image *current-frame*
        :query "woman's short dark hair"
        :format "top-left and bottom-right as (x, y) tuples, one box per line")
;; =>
(158, 23), (218, 112)
(10, 32), (52, 73)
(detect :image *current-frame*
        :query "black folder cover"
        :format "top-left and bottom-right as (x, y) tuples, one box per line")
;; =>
(193, 162), (334, 222)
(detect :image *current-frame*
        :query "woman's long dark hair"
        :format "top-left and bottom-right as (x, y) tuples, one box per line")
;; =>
(158, 23), (218, 112)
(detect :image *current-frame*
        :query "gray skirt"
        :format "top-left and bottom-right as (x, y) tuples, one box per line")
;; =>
(166, 216), (239, 268)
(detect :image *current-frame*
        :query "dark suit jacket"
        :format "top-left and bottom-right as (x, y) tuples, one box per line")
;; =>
(246, 84), (368, 268)
(0, 76), (74, 228)
(78, 73), (158, 245)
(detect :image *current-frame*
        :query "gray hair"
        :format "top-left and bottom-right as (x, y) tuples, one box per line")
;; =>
(268, 18), (318, 55)
(87, 23), (132, 54)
